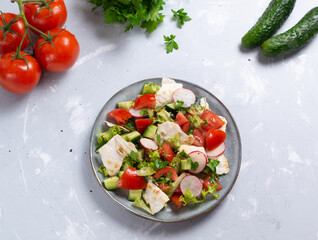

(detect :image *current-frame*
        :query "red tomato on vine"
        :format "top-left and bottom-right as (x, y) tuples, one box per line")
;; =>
(0, 51), (41, 94)
(34, 28), (80, 72)
(0, 12), (29, 54)
(24, 0), (67, 34)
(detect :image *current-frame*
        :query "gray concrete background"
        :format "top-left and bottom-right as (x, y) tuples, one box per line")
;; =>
(1, 0), (318, 239)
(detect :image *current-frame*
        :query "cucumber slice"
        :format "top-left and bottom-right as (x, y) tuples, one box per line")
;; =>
(103, 177), (120, 190)
(117, 101), (134, 110)
(143, 125), (157, 140)
(137, 149), (145, 161)
(118, 171), (124, 178)
(124, 118), (136, 131)
(121, 131), (141, 144)
(180, 159), (191, 171)
(128, 190), (143, 201)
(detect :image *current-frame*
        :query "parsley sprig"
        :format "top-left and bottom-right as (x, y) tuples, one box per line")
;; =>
(164, 35), (179, 54)
(171, 8), (191, 28)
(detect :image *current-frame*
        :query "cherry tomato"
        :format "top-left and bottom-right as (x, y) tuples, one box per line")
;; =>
(135, 118), (153, 134)
(157, 183), (170, 193)
(159, 142), (175, 162)
(203, 176), (222, 191)
(0, 13), (29, 54)
(201, 109), (224, 131)
(0, 51), (41, 94)
(153, 167), (178, 181)
(117, 167), (147, 190)
(205, 129), (226, 151)
(34, 28), (79, 72)
(108, 108), (132, 125)
(192, 128), (205, 147)
(170, 194), (183, 209)
(134, 94), (156, 110)
(24, 0), (67, 34)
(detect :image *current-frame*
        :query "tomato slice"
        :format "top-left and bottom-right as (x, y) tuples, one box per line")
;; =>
(157, 183), (170, 193)
(135, 118), (153, 134)
(159, 142), (175, 163)
(153, 167), (178, 181)
(117, 167), (147, 190)
(170, 194), (183, 209)
(205, 129), (226, 151)
(134, 94), (156, 110)
(192, 128), (205, 147)
(201, 109), (224, 131)
(174, 112), (189, 126)
(108, 108), (132, 125)
(181, 122), (190, 133)
(203, 176), (222, 191)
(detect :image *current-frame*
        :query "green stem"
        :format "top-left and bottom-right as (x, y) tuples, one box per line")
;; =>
(16, 0), (52, 40)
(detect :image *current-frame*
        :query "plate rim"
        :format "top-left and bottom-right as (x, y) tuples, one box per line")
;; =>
(89, 77), (242, 222)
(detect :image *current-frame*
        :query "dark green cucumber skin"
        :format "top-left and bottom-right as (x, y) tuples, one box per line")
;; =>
(241, 0), (296, 49)
(261, 7), (318, 57)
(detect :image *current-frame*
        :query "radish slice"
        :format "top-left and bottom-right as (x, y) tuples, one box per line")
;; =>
(173, 88), (196, 108)
(180, 175), (203, 197)
(188, 151), (207, 174)
(129, 108), (148, 118)
(140, 138), (158, 151)
(206, 142), (226, 158)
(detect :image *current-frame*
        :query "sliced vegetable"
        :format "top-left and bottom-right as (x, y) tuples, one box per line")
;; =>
(166, 172), (186, 197)
(142, 82), (161, 94)
(140, 138), (159, 151)
(201, 109), (224, 131)
(117, 167), (147, 190)
(205, 129), (226, 151)
(170, 194), (184, 209)
(192, 128), (205, 147)
(128, 189), (143, 202)
(135, 118), (154, 134)
(206, 142), (226, 158)
(108, 108), (132, 125)
(180, 175), (203, 197)
(173, 88), (196, 108)
(103, 176), (120, 190)
(159, 142), (175, 162)
(153, 166), (178, 181)
(117, 101), (134, 110)
(134, 94), (156, 110)
(129, 108), (149, 118)
(203, 177), (222, 191)
(120, 131), (141, 144)
(188, 151), (207, 174)
(143, 125), (158, 140)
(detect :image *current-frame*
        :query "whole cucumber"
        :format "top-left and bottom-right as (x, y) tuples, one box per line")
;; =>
(261, 7), (318, 57)
(241, 0), (296, 49)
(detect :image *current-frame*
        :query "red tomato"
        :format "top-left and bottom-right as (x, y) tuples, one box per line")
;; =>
(181, 122), (189, 133)
(205, 129), (226, 151)
(174, 112), (189, 126)
(170, 194), (183, 209)
(117, 167), (147, 190)
(192, 128), (205, 147)
(157, 183), (170, 193)
(203, 176), (222, 191)
(135, 118), (153, 134)
(0, 51), (41, 94)
(201, 109), (224, 131)
(134, 94), (156, 110)
(159, 143), (175, 162)
(24, 0), (67, 34)
(34, 28), (79, 72)
(108, 108), (132, 125)
(153, 167), (178, 181)
(0, 13), (29, 54)
(174, 185), (182, 194)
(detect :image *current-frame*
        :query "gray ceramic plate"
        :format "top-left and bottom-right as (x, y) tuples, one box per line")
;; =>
(89, 78), (241, 222)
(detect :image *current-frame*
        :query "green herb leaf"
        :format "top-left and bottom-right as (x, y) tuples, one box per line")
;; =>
(140, 109), (149, 116)
(171, 8), (191, 28)
(129, 150), (138, 162)
(191, 161), (199, 171)
(163, 34), (179, 54)
(154, 158), (169, 170)
(203, 119), (208, 127)
(205, 159), (220, 182)
(175, 100), (184, 109)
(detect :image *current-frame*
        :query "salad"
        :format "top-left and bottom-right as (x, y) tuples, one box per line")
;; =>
(96, 78), (230, 215)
